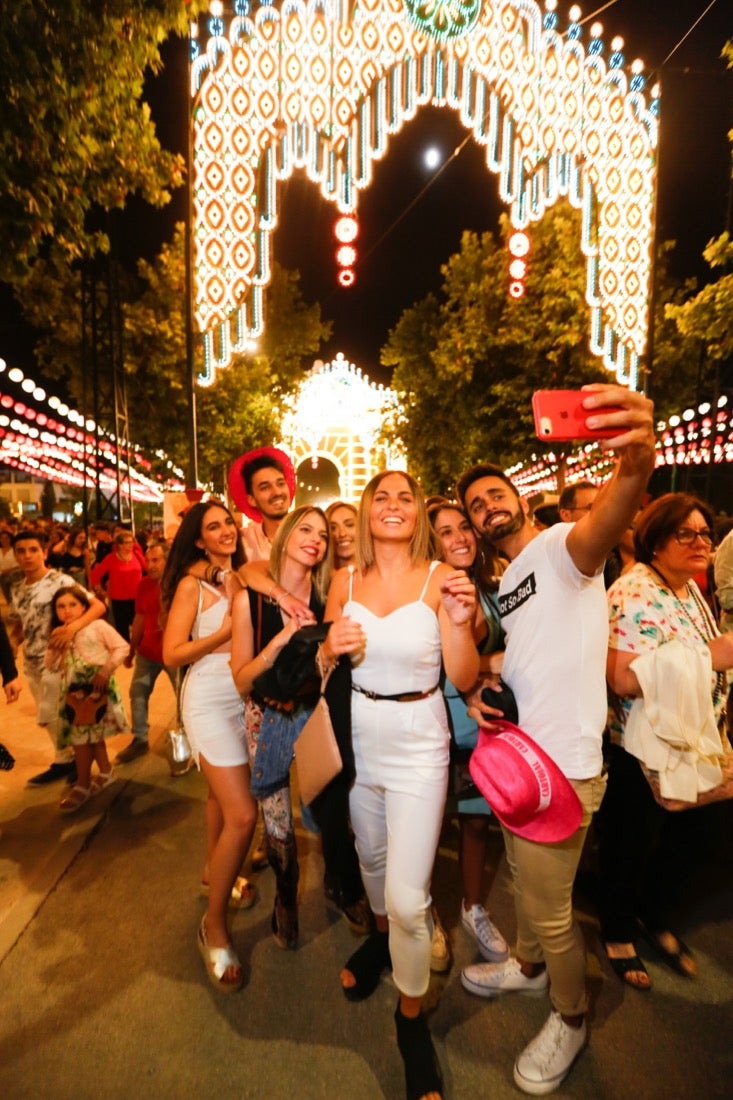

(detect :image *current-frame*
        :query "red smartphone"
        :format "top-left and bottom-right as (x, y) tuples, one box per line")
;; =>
(532, 390), (621, 441)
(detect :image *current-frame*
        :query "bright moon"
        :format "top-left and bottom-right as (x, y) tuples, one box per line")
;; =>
(424, 147), (441, 169)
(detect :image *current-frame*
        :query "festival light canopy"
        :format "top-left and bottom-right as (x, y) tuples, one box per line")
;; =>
(0, 360), (185, 504)
(190, 0), (658, 388)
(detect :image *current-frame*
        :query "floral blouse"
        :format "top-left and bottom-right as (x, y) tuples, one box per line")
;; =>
(607, 562), (723, 746)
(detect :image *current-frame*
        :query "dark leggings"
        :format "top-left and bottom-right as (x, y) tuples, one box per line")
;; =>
(110, 598), (136, 642)
(597, 742), (714, 943)
(311, 772), (365, 907)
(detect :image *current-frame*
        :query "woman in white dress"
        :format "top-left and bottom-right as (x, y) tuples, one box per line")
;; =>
(162, 500), (255, 994)
(319, 471), (479, 1100)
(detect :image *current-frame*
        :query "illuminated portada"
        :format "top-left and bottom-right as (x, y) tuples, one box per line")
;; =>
(280, 352), (405, 504)
(190, 1), (658, 388)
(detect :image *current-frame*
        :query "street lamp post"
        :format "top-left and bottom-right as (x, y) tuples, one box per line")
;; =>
(185, 18), (199, 490)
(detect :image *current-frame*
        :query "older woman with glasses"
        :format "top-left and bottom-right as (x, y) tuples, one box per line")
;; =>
(598, 493), (733, 991)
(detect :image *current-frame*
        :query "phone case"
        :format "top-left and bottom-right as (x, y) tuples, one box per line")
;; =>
(532, 390), (620, 441)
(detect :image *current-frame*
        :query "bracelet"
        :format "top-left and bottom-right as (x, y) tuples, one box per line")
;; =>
(316, 642), (337, 677)
(205, 565), (230, 586)
(260, 648), (272, 666)
(267, 584), (289, 607)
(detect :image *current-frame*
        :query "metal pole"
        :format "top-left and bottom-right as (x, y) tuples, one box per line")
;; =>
(184, 27), (199, 489)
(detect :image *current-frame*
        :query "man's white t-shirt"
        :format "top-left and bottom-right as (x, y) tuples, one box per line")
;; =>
(498, 522), (607, 780)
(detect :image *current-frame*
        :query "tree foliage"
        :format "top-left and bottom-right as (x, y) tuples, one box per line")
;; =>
(0, 0), (201, 284)
(383, 204), (707, 492)
(666, 234), (733, 368)
(664, 38), (733, 395)
(18, 224), (331, 488)
(382, 205), (604, 493)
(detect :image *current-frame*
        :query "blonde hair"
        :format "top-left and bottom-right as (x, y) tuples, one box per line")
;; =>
(269, 505), (332, 603)
(356, 471), (432, 571)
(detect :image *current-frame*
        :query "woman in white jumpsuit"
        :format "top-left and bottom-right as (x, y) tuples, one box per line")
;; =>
(162, 501), (256, 994)
(321, 471), (478, 1100)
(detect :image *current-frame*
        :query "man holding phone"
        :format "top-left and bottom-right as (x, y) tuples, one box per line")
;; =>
(456, 383), (655, 1095)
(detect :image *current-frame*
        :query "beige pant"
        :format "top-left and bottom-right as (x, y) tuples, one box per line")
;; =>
(25, 664), (73, 764)
(502, 771), (607, 1017)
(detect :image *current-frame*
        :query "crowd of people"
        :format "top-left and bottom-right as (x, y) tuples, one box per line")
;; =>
(2, 382), (732, 1100)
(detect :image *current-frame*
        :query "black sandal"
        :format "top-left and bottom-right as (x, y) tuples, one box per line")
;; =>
(341, 928), (391, 1001)
(603, 947), (652, 991)
(644, 929), (696, 977)
(395, 1004), (444, 1100)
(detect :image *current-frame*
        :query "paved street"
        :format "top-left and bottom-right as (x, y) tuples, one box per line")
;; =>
(1, 660), (731, 1100)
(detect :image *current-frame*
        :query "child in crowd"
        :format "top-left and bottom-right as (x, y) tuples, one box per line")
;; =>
(43, 586), (129, 814)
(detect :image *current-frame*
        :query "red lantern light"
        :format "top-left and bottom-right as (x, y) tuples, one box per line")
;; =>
(335, 214), (358, 287)
(507, 230), (530, 299)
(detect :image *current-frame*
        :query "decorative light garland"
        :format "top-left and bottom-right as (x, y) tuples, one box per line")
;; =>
(0, 360), (185, 503)
(506, 396), (733, 496)
(190, 0), (657, 388)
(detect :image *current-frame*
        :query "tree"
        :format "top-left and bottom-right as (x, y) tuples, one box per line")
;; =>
(664, 39), (733, 401)
(0, 1), (200, 285)
(665, 234), (733, 379)
(19, 224), (331, 487)
(383, 205), (604, 493)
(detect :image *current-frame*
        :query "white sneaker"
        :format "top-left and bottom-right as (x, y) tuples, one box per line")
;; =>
(461, 901), (509, 962)
(429, 907), (452, 973)
(461, 956), (549, 998)
(513, 1011), (587, 1095)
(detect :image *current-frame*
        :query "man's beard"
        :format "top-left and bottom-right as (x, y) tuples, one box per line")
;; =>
(263, 500), (290, 520)
(482, 506), (525, 544)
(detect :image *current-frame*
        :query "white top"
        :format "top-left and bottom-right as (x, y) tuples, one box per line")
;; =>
(190, 580), (228, 642)
(345, 562), (442, 696)
(498, 523), (607, 779)
(625, 641), (723, 801)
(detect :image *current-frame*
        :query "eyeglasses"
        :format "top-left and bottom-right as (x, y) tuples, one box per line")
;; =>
(568, 504), (594, 514)
(673, 527), (714, 547)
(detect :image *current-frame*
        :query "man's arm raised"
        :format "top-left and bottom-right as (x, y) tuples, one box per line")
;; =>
(566, 384), (656, 577)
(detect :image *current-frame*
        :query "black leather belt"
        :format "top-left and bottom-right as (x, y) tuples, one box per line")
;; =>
(352, 683), (440, 703)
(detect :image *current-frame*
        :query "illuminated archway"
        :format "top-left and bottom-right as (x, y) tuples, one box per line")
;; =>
(280, 352), (404, 503)
(191, 1), (657, 389)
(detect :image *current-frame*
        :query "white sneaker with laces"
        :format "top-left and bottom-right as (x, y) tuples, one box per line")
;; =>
(461, 956), (549, 998)
(461, 901), (509, 962)
(513, 1011), (587, 1095)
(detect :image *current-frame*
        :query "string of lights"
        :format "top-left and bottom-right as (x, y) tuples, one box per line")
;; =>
(0, 360), (185, 504)
(507, 395), (733, 495)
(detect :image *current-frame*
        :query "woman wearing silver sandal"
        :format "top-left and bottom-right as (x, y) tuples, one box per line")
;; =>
(162, 500), (256, 993)
(320, 471), (478, 1100)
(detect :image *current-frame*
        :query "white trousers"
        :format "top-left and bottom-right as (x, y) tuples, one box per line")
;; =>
(349, 693), (449, 998)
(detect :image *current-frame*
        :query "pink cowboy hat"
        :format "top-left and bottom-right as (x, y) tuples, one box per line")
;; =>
(228, 446), (296, 524)
(469, 721), (583, 843)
